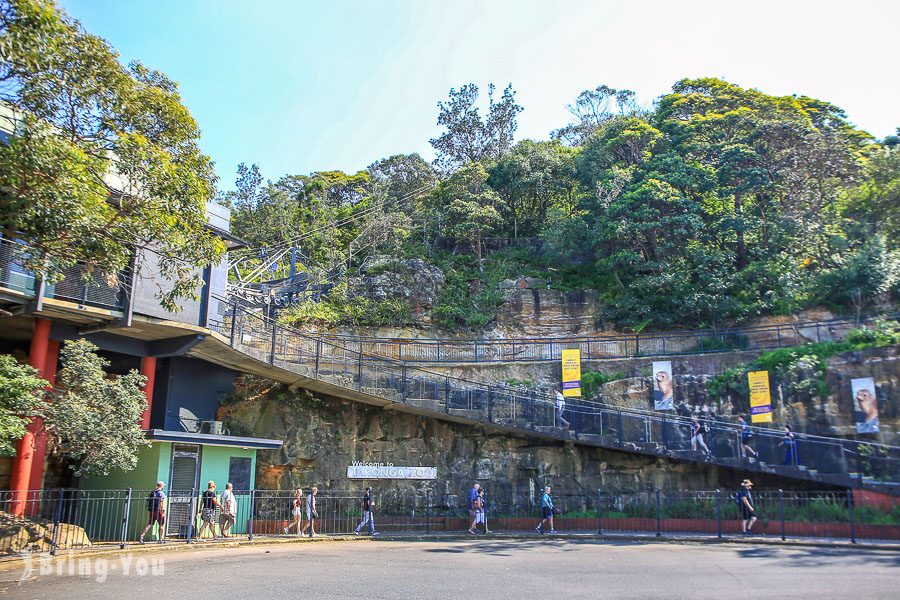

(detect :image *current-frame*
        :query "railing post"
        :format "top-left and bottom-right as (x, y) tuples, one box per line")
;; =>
(444, 376), (450, 413)
(269, 326), (277, 365)
(779, 489), (786, 541)
(776, 327), (782, 347)
(357, 351), (363, 390)
(314, 339), (321, 378)
(617, 410), (623, 444)
(248, 489), (256, 541)
(401, 364), (407, 397)
(847, 489), (856, 544)
(597, 489), (602, 535)
(716, 489), (722, 539)
(120, 488), (133, 549)
(655, 489), (661, 537)
(187, 488), (197, 543)
(487, 386), (494, 422)
(229, 306), (238, 347)
(425, 490), (431, 534)
(50, 488), (65, 556)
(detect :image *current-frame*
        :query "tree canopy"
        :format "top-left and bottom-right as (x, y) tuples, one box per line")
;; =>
(0, 0), (224, 311)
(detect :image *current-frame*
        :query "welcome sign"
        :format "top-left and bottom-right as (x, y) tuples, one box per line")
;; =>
(347, 462), (437, 480)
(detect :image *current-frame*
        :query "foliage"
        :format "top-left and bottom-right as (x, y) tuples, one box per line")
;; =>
(278, 283), (414, 328)
(581, 369), (625, 399)
(43, 339), (148, 476)
(0, 0), (224, 312)
(689, 333), (749, 353)
(429, 83), (522, 172)
(0, 354), (45, 455)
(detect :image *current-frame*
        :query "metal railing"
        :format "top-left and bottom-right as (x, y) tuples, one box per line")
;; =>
(255, 316), (875, 364)
(212, 299), (900, 490)
(0, 236), (127, 311)
(3, 488), (896, 556)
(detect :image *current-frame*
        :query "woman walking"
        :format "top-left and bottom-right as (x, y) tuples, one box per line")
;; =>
(781, 425), (799, 466)
(283, 487), (308, 535)
(691, 415), (711, 456)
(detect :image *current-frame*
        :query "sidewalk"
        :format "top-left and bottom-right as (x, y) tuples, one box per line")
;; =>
(1, 529), (897, 572)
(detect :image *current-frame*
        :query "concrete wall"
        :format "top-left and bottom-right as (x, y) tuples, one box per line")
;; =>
(158, 357), (238, 431)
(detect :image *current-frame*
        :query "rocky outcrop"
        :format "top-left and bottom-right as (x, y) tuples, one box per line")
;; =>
(347, 256), (445, 321)
(493, 280), (599, 337)
(0, 511), (92, 554)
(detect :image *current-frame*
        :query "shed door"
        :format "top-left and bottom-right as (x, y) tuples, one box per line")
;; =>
(166, 444), (200, 537)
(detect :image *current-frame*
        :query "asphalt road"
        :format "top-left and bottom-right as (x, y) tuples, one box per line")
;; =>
(2, 539), (898, 599)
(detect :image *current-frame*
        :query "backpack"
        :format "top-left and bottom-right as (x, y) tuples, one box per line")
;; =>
(735, 492), (744, 506)
(147, 490), (159, 512)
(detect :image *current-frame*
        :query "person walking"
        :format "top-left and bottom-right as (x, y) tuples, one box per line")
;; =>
(535, 486), (557, 534)
(467, 482), (481, 534)
(139, 481), (166, 544)
(354, 487), (378, 536)
(555, 391), (570, 429)
(781, 425), (799, 466)
(219, 482), (236, 538)
(738, 416), (758, 460)
(306, 486), (319, 536)
(737, 479), (757, 535)
(197, 480), (222, 541)
(691, 415), (711, 456)
(284, 487), (306, 535)
(475, 488), (490, 534)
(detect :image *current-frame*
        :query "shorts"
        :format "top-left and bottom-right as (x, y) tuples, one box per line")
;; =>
(541, 507), (553, 519)
(292, 508), (304, 518)
(741, 506), (756, 520)
(201, 508), (219, 522)
(148, 509), (165, 526)
(219, 513), (235, 528)
(469, 509), (477, 518)
(306, 513), (316, 521)
(475, 510), (485, 524)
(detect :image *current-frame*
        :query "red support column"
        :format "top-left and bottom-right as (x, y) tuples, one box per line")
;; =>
(140, 356), (157, 430)
(27, 340), (60, 498)
(9, 317), (51, 516)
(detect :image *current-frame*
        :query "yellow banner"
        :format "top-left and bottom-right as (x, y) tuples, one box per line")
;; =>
(561, 349), (581, 397)
(748, 370), (773, 423)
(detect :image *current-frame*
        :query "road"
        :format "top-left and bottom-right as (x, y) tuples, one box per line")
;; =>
(2, 539), (898, 599)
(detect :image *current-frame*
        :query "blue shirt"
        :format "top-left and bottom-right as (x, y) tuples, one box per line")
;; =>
(541, 493), (553, 509)
(468, 488), (479, 509)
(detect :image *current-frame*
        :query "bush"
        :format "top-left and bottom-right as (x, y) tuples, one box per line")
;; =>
(582, 369), (626, 398)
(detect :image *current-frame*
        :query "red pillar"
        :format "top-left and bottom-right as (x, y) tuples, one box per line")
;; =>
(27, 340), (60, 496)
(140, 356), (157, 430)
(9, 317), (51, 516)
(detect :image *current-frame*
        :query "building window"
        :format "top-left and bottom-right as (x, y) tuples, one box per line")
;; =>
(228, 456), (252, 491)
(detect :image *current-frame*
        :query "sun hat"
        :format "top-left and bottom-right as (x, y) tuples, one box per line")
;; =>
(741, 479), (753, 486)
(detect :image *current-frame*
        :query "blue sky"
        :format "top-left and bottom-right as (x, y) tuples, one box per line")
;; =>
(60, 0), (899, 191)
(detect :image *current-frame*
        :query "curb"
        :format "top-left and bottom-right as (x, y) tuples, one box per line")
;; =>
(1, 531), (896, 572)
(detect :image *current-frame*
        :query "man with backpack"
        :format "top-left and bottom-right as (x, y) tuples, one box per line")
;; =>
(737, 479), (757, 535)
(139, 481), (167, 544)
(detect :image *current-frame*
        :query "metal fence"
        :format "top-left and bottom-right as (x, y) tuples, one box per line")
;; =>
(267, 317), (870, 364)
(3, 488), (896, 556)
(209, 300), (900, 490)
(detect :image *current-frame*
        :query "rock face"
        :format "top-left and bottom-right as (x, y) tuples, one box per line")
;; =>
(347, 256), (445, 321)
(0, 511), (92, 554)
(218, 382), (804, 505)
(493, 282), (599, 337)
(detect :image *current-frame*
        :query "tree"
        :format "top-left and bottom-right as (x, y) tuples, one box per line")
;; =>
(433, 163), (502, 262)
(44, 339), (148, 476)
(0, 0), (224, 312)
(552, 84), (640, 146)
(429, 83), (523, 172)
(0, 354), (45, 455)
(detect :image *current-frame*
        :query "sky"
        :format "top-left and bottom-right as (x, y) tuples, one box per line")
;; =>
(59, 0), (899, 191)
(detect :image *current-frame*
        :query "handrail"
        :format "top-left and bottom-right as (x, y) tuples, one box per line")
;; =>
(236, 309), (893, 364)
(216, 296), (900, 488)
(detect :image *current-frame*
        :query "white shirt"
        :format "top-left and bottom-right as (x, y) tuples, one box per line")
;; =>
(556, 391), (566, 410)
(221, 489), (236, 515)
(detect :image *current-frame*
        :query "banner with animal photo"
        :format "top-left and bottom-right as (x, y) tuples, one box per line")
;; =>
(852, 377), (879, 433)
(652, 361), (674, 410)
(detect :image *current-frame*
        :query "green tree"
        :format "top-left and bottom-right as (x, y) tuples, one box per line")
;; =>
(0, 0), (224, 311)
(0, 354), (45, 455)
(44, 340), (148, 477)
(552, 84), (640, 146)
(433, 163), (502, 262)
(429, 83), (523, 172)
